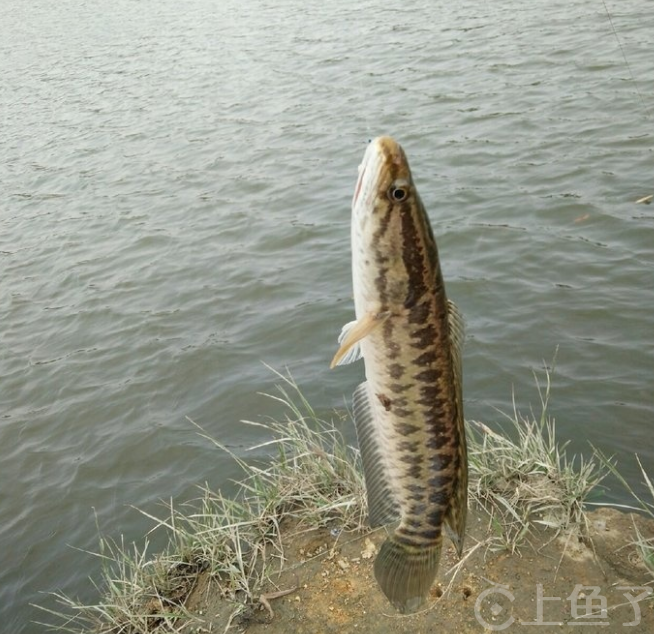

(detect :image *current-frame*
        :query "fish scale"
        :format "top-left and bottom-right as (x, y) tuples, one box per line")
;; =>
(331, 136), (467, 613)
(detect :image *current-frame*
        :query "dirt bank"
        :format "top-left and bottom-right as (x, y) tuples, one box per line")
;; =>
(185, 506), (654, 633)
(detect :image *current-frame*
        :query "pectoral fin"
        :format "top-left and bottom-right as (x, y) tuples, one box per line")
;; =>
(330, 312), (387, 369)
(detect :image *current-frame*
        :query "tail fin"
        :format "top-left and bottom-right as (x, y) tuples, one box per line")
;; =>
(374, 535), (442, 613)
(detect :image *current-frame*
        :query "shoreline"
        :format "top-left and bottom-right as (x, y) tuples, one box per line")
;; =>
(38, 372), (654, 633)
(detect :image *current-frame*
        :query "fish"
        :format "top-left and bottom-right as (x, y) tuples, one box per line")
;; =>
(330, 136), (467, 613)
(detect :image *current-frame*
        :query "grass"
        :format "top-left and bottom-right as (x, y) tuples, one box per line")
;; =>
(36, 369), (366, 634)
(35, 367), (642, 633)
(592, 451), (654, 578)
(468, 368), (608, 553)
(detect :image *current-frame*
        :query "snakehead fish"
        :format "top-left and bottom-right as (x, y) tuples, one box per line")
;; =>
(330, 136), (467, 613)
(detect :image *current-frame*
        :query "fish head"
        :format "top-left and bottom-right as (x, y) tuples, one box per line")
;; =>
(351, 136), (437, 311)
(352, 136), (415, 227)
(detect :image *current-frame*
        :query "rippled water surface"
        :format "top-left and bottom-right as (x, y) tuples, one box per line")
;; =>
(2, 0), (653, 630)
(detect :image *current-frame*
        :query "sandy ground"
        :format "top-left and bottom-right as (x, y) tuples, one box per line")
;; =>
(184, 506), (654, 633)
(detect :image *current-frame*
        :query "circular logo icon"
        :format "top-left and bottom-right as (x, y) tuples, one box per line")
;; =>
(474, 586), (515, 631)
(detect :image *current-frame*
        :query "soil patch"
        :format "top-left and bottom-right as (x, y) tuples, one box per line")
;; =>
(185, 506), (654, 633)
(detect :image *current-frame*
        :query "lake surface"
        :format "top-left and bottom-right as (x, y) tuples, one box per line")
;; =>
(1, 0), (653, 630)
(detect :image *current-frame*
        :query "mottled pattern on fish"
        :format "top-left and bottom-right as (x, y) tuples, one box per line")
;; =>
(332, 136), (467, 613)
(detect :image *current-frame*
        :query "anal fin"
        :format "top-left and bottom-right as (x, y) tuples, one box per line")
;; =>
(352, 382), (400, 527)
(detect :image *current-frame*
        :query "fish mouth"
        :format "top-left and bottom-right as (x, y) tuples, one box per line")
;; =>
(353, 163), (366, 207)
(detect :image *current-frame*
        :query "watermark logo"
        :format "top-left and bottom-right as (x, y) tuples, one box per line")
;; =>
(474, 586), (515, 631)
(473, 583), (652, 629)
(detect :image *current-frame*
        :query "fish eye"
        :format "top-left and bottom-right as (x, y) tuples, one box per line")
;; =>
(388, 186), (409, 202)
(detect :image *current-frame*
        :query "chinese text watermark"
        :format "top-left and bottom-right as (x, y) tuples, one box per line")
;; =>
(473, 583), (652, 630)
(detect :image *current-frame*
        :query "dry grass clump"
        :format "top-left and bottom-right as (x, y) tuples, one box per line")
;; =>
(37, 533), (202, 633)
(594, 452), (654, 578)
(467, 368), (608, 553)
(36, 370), (366, 634)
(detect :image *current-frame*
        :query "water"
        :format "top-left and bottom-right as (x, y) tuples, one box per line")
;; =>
(2, 0), (653, 630)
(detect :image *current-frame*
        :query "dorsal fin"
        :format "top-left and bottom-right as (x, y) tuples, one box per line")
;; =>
(444, 299), (467, 555)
